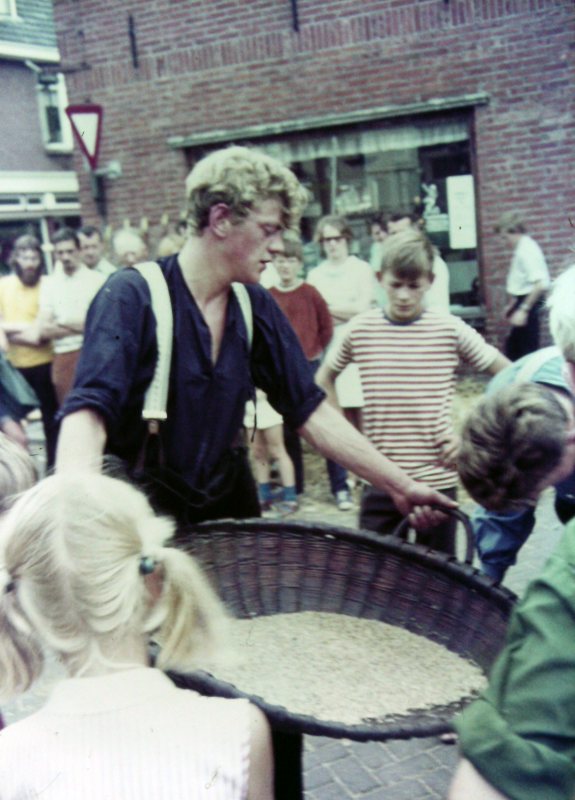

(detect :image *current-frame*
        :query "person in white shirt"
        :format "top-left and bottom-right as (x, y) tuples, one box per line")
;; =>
(387, 211), (450, 314)
(307, 215), (377, 507)
(495, 211), (550, 361)
(307, 215), (377, 422)
(39, 229), (106, 405)
(0, 472), (273, 800)
(78, 225), (117, 276)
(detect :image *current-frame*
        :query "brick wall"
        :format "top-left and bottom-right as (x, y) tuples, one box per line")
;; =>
(52, 0), (575, 345)
(0, 61), (73, 172)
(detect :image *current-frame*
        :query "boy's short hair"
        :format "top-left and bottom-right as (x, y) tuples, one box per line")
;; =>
(548, 265), (575, 364)
(458, 383), (569, 511)
(185, 146), (308, 235)
(494, 211), (526, 235)
(279, 230), (304, 262)
(313, 215), (353, 244)
(379, 228), (434, 280)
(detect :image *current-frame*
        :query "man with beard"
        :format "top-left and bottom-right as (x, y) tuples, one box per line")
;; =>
(0, 235), (58, 466)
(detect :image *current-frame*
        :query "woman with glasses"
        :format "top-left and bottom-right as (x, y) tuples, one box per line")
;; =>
(307, 216), (377, 509)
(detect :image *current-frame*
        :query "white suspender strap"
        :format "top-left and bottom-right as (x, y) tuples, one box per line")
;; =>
(132, 262), (173, 425)
(515, 345), (561, 384)
(232, 282), (253, 350)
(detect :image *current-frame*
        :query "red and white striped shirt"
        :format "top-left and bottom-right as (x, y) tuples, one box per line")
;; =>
(328, 309), (499, 488)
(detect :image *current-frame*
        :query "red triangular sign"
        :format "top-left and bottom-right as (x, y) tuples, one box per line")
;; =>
(66, 104), (103, 171)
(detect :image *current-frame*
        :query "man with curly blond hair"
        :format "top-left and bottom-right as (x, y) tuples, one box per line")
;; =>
(56, 146), (453, 528)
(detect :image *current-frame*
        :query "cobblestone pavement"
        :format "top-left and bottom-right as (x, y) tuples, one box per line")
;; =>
(3, 421), (565, 799)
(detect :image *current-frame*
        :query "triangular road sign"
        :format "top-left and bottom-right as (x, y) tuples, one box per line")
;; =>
(66, 104), (103, 171)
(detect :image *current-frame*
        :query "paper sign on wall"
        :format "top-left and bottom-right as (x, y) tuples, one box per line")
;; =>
(446, 175), (477, 249)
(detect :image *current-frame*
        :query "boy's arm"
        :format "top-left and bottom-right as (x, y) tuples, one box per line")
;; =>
(455, 318), (510, 377)
(486, 352), (511, 376)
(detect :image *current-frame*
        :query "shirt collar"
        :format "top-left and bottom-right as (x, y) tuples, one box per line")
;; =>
(44, 667), (178, 715)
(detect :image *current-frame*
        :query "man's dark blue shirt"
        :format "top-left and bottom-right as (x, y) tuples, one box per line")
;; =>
(61, 255), (325, 492)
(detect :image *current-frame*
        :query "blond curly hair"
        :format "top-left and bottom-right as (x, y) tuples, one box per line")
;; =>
(185, 146), (309, 234)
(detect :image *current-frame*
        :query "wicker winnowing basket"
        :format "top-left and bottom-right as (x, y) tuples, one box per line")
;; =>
(169, 517), (515, 741)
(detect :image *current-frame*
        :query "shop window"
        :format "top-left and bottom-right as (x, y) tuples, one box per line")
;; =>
(37, 73), (73, 152)
(189, 112), (482, 314)
(271, 117), (480, 310)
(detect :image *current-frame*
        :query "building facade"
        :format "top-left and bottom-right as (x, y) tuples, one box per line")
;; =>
(52, 0), (574, 344)
(0, 0), (80, 271)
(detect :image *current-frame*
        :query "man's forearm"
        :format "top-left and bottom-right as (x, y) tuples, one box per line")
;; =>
(2, 321), (28, 335)
(299, 400), (457, 519)
(40, 320), (82, 339)
(56, 409), (107, 473)
(7, 322), (43, 347)
(300, 400), (412, 500)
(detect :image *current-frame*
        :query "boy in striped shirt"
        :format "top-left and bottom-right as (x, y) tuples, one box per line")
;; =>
(317, 229), (509, 554)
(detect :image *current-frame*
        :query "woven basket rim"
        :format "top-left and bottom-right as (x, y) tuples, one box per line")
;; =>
(180, 517), (516, 610)
(174, 517), (515, 739)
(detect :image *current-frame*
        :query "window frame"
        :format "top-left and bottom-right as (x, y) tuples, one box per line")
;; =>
(36, 73), (74, 153)
(0, 0), (19, 20)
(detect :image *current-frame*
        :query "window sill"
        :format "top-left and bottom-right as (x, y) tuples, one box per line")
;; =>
(44, 143), (74, 154)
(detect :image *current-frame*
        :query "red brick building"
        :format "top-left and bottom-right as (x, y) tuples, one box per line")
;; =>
(53, 0), (574, 344)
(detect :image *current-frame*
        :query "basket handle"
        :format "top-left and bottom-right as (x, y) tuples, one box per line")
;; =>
(391, 505), (475, 565)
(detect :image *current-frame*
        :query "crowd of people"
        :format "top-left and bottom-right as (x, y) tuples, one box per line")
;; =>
(0, 144), (572, 799)
(0, 224), (151, 465)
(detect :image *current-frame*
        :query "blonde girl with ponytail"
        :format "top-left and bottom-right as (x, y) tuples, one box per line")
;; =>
(0, 473), (273, 800)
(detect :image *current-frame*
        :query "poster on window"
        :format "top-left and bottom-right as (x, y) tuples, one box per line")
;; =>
(446, 175), (477, 249)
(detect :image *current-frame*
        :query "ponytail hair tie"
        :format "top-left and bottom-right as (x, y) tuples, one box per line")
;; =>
(0, 565), (14, 594)
(139, 556), (156, 575)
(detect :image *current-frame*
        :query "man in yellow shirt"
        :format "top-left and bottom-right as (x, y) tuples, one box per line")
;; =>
(0, 235), (58, 468)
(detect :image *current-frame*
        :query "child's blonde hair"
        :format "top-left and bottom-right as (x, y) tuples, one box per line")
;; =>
(0, 474), (227, 700)
(0, 433), (37, 514)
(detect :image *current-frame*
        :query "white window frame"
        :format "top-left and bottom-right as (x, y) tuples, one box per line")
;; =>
(36, 73), (74, 153)
(0, 0), (19, 20)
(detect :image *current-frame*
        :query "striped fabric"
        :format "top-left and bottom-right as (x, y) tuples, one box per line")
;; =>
(0, 668), (251, 800)
(328, 309), (499, 488)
